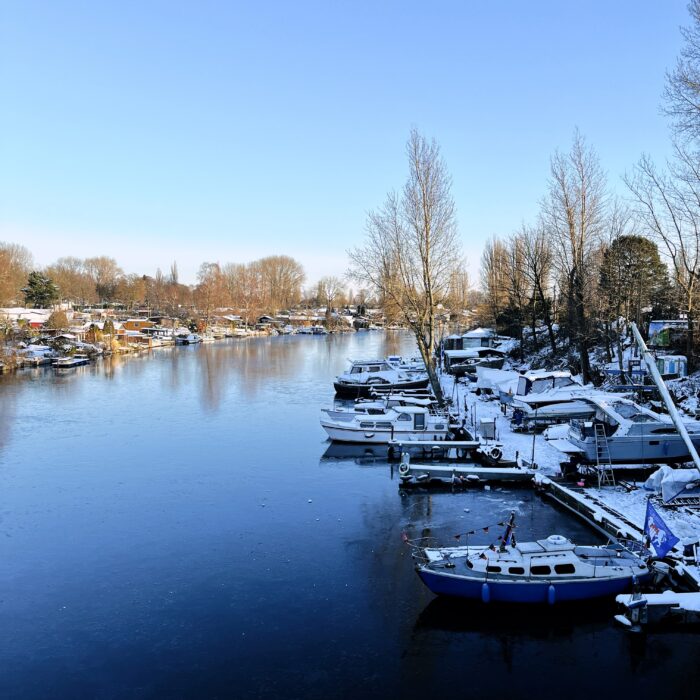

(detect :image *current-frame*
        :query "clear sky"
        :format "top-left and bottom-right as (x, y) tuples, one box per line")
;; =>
(0, 1), (691, 287)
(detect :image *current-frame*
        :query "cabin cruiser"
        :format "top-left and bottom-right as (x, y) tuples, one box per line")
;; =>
(333, 359), (429, 398)
(320, 404), (450, 443)
(560, 397), (700, 465)
(444, 347), (506, 378)
(386, 355), (426, 372)
(322, 394), (439, 422)
(175, 333), (202, 345)
(53, 353), (90, 369)
(509, 370), (620, 427)
(410, 514), (650, 603)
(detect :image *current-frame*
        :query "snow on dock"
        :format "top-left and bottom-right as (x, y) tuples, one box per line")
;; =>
(441, 371), (700, 592)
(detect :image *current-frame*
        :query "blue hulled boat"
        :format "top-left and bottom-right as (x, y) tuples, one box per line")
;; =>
(410, 514), (651, 604)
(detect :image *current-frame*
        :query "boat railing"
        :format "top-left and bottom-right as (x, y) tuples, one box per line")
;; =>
(403, 535), (440, 564)
(613, 538), (653, 559)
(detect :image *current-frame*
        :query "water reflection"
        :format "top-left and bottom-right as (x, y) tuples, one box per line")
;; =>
(2, 332), (700, 699)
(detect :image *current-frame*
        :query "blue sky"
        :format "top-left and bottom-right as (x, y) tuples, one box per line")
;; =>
(0, 1), (690, 287)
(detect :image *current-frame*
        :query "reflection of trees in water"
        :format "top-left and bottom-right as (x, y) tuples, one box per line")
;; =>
(0, 375), (19, 455)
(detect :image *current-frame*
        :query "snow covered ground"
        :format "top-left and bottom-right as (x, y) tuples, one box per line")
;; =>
(441, 371), (700, 586)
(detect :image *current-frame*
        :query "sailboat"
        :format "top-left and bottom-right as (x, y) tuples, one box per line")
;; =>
(410, 513), (651, 604)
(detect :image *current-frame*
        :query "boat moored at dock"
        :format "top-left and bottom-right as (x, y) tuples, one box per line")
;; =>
(333, 359), (430, 398)
(410, 514), (651, 604)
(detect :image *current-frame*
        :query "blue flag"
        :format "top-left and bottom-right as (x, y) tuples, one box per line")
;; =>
(644, 500), (679, 558)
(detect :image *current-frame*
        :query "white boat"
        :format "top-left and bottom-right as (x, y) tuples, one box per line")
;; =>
(509, 370), (622, 427)
(52, 353), (91, 369)
(333, 359), (430, 398)
(386, 355), (426, 372)
(556, 396), (700, 465)
(322, 394), (438, 422)
(320, 404), (450, 443)
(175, 333), (202, 345)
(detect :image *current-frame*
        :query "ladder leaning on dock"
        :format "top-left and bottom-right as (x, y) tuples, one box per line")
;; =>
(594, 423), (616, 488)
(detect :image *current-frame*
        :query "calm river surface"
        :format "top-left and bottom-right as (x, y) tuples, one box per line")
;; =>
(1, 331), (700, 699)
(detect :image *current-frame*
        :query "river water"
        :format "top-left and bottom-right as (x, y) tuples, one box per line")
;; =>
(1, 332), (699, 699)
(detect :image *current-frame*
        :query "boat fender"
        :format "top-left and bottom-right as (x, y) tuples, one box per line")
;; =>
(399, 462), (411, 477)
(547, 585), (556, 606)
(489, 446), (502, 461)
(481, 582), (490, 604)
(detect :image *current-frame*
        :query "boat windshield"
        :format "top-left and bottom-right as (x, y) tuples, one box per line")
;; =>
(613, 402), (658, 423)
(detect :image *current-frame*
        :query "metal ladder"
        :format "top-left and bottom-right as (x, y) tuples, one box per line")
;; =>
(594, 423), (616, 488)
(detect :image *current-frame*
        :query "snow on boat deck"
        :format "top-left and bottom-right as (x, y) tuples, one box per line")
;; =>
(442, 371), (700, 590)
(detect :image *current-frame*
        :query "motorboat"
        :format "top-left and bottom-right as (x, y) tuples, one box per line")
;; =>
(410, 513), (651, 604)
(333, 359), (430, 398)
(386, 355), (426, 372)
(560, 397), (700, 465)
(175, 333), (202, 345)
(52, 353), (91, 369)
(445, 347), (506, 378)
(509, 370), (621, 427)
(320, 404), (450, 443)
(322, 394), (438, 422)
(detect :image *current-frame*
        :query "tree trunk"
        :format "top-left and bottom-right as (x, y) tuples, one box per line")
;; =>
(604, 320), (613, 364)
(416, 333), (444, 404)
(687, 305), (695, 372)
(574, 269), (592, 384)
(537, 282), (557, 355)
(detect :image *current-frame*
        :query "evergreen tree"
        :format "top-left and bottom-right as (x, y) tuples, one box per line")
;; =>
(21, 271), (59, 308)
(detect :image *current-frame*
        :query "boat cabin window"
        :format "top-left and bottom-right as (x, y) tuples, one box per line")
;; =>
(359, 422), (374, 429)
(530, 565), (551, 576)
(554, 563), (576, 575)
(376, 422), (393, 429)
(651, 427), (676, 434)
(369, 365), (382, 372)
(350, 367), (363, 374)
(397, 413), (411, 422)
(486, 565), (501, 573)
(613, 402), (656, 423)
(553, 377), (576, 389)
(508, 566), (525, 575)
(414, 414), (426, 430)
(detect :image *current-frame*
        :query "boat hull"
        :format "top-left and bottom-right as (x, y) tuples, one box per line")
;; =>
(333, 377), (430, 398)
(321, 422), (448, 444)
(573, 434), (700, 464)
(417, 567), (650, 603)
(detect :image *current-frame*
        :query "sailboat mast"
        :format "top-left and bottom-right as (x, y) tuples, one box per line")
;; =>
(630, 322), (700, 476)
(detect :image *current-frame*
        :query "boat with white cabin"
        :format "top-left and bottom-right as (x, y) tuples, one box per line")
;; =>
(410, 513), (651, 604)
(333, 359), (430, 398)
(320, 404), (450, 443)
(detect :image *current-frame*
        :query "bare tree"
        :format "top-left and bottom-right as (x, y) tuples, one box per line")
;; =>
(317, 276), (344, 325)
(504, 233), (531, 360)
(84, 256), (123, 302)
(0, 242), (33, 305)
(348, 130), (460, 401)
(542, 132), (607, 383)
(195, 262), (225, 329)
(479, 237), (509, 329)
(625, 147), (700, 362)
(664, 0), (700, 143)
(520, 224), (557, 355)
